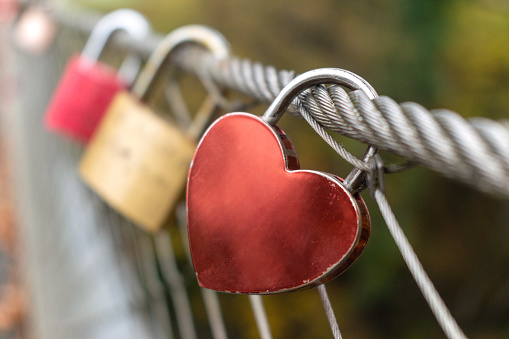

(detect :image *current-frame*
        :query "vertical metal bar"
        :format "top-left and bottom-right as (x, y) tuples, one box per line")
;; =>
(153, 230), (197, 339)
(175, 203), (229, 339)
(201, 289), (229, 339)
(137, 232), (175, 339)
(248, 295), (272, 339)
(126, 223), (173, 339)
(4, 22), (157, 337)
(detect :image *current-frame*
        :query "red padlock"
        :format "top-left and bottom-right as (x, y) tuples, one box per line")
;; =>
(44, 9), (150, 143)
(187, 68), (378, 294)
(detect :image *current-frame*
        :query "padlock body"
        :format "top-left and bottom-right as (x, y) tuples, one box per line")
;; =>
(44, 54), (127, 143)
(79, 92), (197, 232)
(187, 113), (370, 294)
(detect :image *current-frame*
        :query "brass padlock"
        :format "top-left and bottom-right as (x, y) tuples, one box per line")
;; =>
(79, 25), (230, 233)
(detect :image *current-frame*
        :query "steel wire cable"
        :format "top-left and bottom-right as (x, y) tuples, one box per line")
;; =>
(178, 49), (509, 197)
(373, 186), (467, 339)
(317, 285), (343, 339)
(50, 7), (509, 197)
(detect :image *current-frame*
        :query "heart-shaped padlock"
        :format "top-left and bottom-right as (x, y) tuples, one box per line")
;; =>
(44, 9), (150, 143)
(187, 68), (378, 294)
(79, 25), (230, 233)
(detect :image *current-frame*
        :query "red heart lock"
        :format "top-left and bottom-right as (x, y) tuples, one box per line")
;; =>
(187, 113), (370, 294)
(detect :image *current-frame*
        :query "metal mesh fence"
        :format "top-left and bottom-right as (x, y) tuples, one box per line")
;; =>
(3, 17), (160, 339)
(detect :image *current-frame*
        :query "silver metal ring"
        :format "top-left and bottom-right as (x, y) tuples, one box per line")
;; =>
(81, 9), (150, 62)
(262, 67), (378, 193)
(132, 25), (230, 102)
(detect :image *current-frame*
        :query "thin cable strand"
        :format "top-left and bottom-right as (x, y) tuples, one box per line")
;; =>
(317, 285), (343, 339)
(373, 188), (467, 339)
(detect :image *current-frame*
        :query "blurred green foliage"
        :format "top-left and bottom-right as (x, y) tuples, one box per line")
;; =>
(67, 0), (509, 337)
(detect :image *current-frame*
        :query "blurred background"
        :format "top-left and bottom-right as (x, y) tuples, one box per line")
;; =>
(0, 0), (508, 338)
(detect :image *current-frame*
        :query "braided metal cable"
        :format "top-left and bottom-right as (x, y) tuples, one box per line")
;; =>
(177, 47), (509, 197)
(50, 7), (509, 196)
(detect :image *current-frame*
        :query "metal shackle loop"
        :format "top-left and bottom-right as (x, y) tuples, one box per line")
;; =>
(81, 9), (151, 62)
(132, 25), (230, 103)
(262, 68), (377, 125)
(261, 68), (379, 193)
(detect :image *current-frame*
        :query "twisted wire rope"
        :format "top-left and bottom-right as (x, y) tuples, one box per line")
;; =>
(51, 7), (509, 196)
(177, 48), (509, 196)
(49, 8), (509, 198)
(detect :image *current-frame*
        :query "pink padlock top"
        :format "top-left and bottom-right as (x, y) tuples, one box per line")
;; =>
(44, 54), (127, 143)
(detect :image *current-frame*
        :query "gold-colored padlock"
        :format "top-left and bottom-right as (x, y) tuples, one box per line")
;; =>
(80, 25), (230, 233)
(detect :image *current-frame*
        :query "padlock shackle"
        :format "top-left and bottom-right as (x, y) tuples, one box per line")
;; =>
(81, 9), (150, 64)
(262, 68), (378, 126)
(132, 25), (230, 102)
(261, 68), (378, 193)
